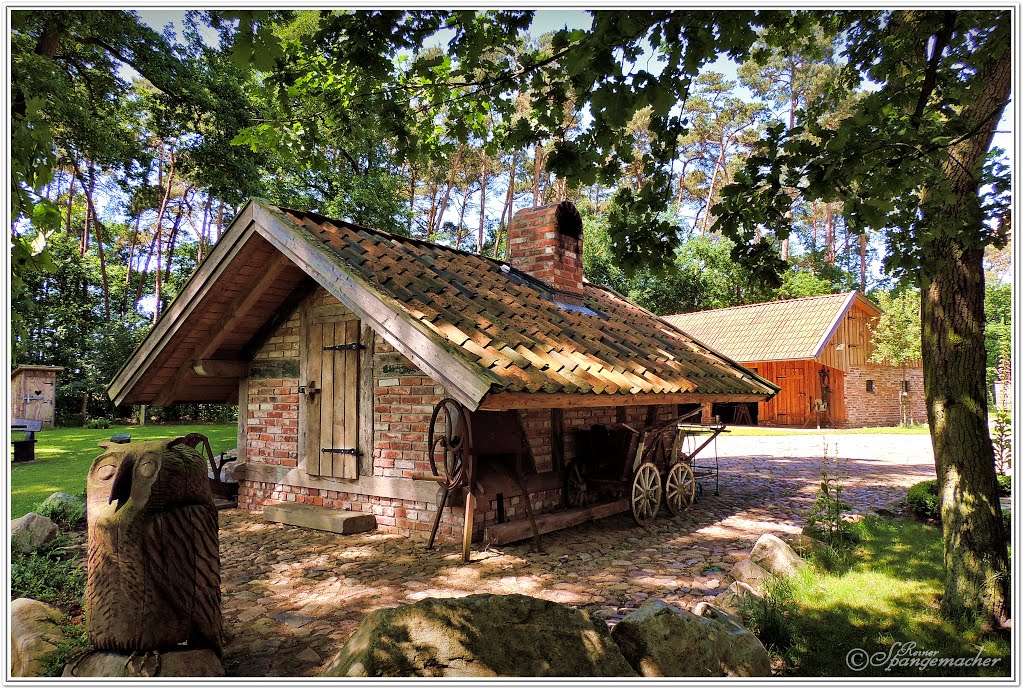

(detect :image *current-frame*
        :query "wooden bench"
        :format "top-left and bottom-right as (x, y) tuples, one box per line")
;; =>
(11, 418), (43, 463)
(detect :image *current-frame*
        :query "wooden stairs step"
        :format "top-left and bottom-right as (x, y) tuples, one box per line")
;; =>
(484, 499), (629, 546)
(263, 503), (376, 535)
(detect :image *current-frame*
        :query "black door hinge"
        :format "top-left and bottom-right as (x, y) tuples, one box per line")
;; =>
(321, 448), (361, 456)
(323, 343), (364, 351)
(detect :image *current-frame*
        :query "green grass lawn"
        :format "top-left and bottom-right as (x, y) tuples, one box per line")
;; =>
(10, 423), (237, 518)
(727, 424), (931, 436)
(778, 518), (1010, 676)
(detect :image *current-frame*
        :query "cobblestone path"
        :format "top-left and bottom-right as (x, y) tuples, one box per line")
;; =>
(220, 433), (935, 676)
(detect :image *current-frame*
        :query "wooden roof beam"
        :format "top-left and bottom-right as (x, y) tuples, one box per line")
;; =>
(193, 360), (249, 378)
(478, 391), (771, 411)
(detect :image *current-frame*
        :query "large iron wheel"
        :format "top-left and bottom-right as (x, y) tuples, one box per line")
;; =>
(665, 462), (697, 517)
(427, 398), (468, 491)
(565, 461), (589, 508)
(630, 462), (662, 526)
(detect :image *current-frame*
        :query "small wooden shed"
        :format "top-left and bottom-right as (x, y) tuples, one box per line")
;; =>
(663, 292), (926, 427)
(11, 365), (63, 428)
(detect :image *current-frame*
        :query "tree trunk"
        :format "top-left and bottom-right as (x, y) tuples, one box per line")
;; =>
(198, 195), (212, 263)
(81, 164), (111, 319)
(919, 42), (1010, 629)
(407, 162), (417, 237)
(494, 149), (518, 258)
(65, 172), (76, 236)
(477, 155), (488, 254)
(858, 234), (867, 290)
(532, 144), (544, 207)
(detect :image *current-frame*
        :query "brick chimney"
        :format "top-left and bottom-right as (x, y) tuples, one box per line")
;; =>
(507, 201), (584, 304)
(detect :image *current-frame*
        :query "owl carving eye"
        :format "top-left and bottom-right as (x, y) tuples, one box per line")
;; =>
(137, 461), (157, 479)
(96, 464), (117, 481)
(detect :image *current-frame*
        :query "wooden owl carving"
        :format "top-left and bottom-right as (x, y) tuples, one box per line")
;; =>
(85, 438), (222, 655)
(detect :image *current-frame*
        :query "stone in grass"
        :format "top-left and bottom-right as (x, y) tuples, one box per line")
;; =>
(322, 593), (637, 677)
(712, 582), (764, 617)
(11, 513), (59, 555)
(10, 598), (67, 677)
(39, 492), (81, 514)
(611, 599), (770, 677)
(64, 650), (224, 677)
(749, 533), (806, 578)
(729, 559), (771, 594)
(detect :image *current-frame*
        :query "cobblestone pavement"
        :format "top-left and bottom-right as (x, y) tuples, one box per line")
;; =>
(219, 433), (935, 676)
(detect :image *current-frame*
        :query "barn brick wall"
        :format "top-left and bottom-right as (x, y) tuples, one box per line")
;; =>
(843, 363), (926, 427)
(237, 290), (687, 542)
(244, 312), (301, 468)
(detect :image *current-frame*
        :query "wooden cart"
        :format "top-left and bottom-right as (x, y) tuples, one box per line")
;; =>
(567, 410), (727, 526)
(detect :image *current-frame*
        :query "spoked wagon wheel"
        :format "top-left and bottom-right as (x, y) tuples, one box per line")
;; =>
(427, 398), (467, 490)
(426, 398), (469, 550)
(565, 461), (589, 508)
(630, 462), (662, 526)
(664, 462), (697, 517)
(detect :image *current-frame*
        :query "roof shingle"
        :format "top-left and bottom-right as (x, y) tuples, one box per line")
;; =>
(273, 204), (777, 399)
(662, 292), (869, 363)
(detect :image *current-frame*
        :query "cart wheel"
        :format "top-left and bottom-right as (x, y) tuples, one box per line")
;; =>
(665, 463), (697, 516)
(427, 399), (467, 491)
(566, 461), (589, 508)
(630, 462), (662, 526)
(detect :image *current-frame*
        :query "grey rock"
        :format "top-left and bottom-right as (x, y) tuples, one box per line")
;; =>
(611, 599), (770, 677)
(64, 649), (223, 677)
(323, 593), (636, 677)
(11, 513), (59, 555)
(10, 598), (66, 677)
(712, 582), (764, 617)
(749, 533), (806, 578)
(39, 492), (80, 513)
(729, 559), (771, 594)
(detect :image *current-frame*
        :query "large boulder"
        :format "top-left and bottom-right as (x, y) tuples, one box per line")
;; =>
(611, 600), (770, 677)
(10, 598), (67, 677)
(322, 594), (636, 677)
(729, 559), (771, 593)
(712, 582), (764, 617)
(64, 650), (224, 677)
(11, 513), (59, 555)
(749, 533), (806, 578)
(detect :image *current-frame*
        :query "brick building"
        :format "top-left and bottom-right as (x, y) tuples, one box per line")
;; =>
(663, 292), (926, 427)
(109, 199), (777, 548)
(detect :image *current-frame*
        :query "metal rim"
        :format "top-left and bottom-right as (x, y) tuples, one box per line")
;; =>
(427, 399), (467, 490)
(566, 462), (589, 507)
(665, 462), (697, 516)
(630, 462), (662, 526)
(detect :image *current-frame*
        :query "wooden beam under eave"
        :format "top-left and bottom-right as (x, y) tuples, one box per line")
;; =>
(193, 360), (249, 378)
(478, 391), (771, 411)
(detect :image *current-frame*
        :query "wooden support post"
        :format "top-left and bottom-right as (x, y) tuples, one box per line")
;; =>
(237, 378), (249, 463)
(461, 492), (475, 563)
(138, 405), (147, 427)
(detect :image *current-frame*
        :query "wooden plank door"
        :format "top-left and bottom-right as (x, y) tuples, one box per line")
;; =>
(304, 317), (361, 479)
(23, 373), (55, 424)
(774, 364), (807, 425)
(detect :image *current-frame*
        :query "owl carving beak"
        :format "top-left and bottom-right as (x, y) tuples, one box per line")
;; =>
(108, 457), (135, 512)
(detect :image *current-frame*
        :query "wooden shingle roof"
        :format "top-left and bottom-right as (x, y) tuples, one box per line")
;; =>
(109, 200), (778, 410)
(662, 292), (881, 364)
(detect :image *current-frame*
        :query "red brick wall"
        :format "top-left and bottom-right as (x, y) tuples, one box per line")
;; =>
(244, 312), (300, 468)
(238, 288), (687, 542)
(843, 363), (926, 427)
